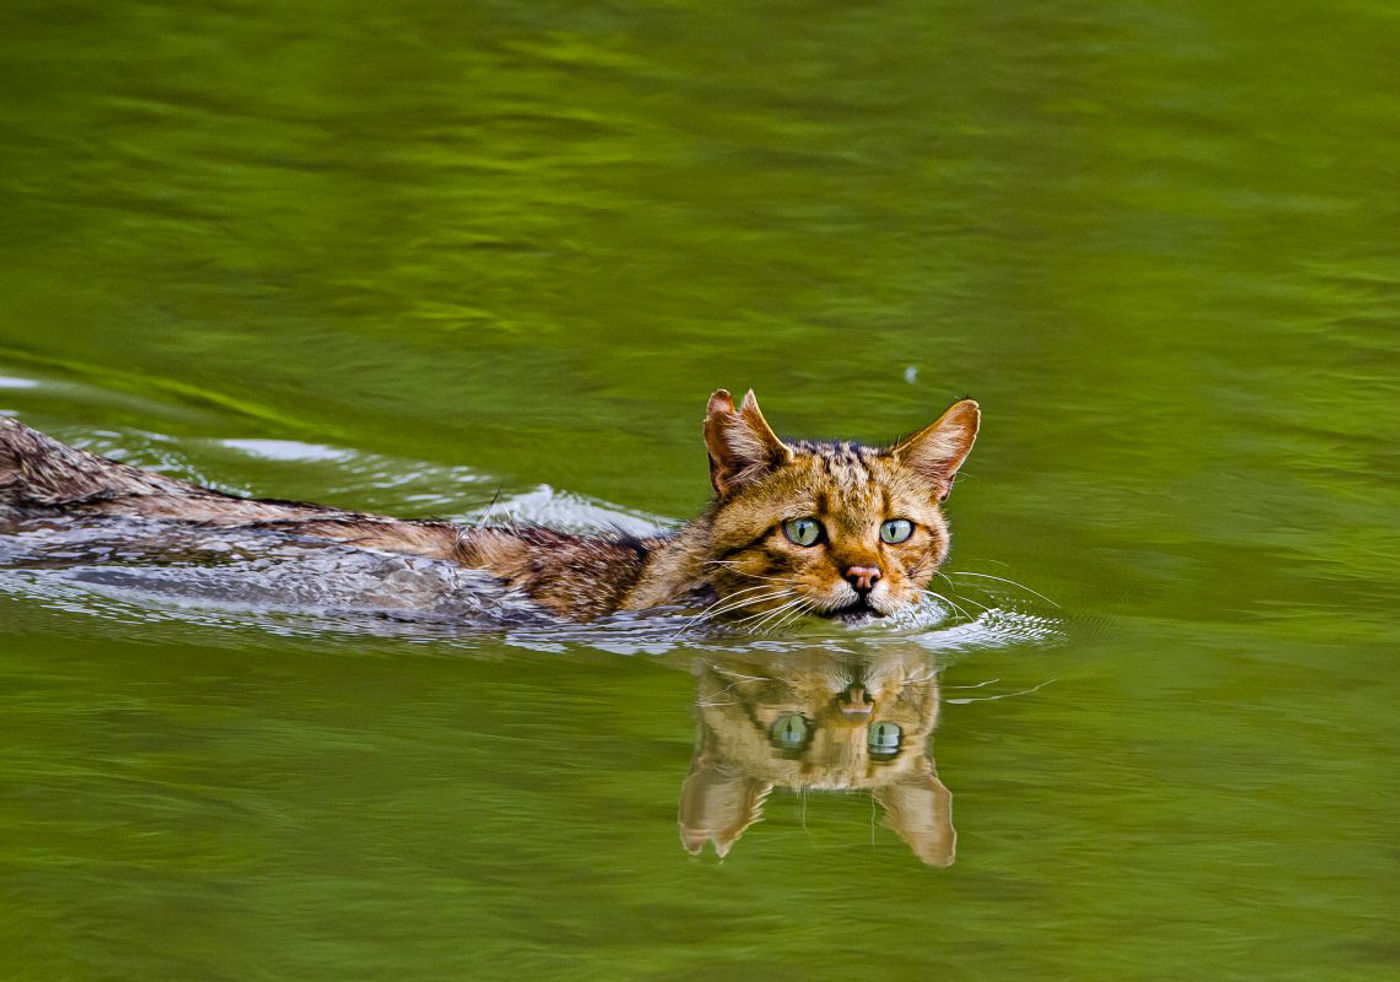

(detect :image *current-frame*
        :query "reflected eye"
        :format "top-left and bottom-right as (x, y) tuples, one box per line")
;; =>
(770, 714), (812, 751)
(782, 517), (823, 547)
(880, 519), (913, 544)
(868, 721), (903, 758)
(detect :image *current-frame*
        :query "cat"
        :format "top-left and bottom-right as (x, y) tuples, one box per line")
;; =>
(680, 648), (955, 866)
(0, 388), (979, 624)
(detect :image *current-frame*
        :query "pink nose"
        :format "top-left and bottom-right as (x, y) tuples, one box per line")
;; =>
(839, 685), (874, 717)
(845, 566), (881, 593)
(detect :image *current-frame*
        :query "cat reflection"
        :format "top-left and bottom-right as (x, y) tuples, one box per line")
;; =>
(679, 650), (955, 867)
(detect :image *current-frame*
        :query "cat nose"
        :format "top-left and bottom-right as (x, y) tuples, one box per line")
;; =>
(845, 565), (882, 594)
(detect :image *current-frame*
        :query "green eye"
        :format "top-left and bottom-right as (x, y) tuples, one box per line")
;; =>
(868, 721), (903, 758)
(770, 714), (812, 751)
(782, 517), (823, 547)
(880, 519), (913, 544)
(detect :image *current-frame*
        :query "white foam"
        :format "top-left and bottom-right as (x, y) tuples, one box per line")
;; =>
(222, 438), (349, 463)
(473, 484), (669, 537)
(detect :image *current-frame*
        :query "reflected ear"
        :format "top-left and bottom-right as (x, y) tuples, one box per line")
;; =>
(872, 764), (956, 867)
(703, 388), (792, 496)
(679, 757), (771, 859)
(892, 399), (980, 500)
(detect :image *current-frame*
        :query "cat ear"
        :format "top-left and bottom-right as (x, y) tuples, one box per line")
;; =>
(892, 399), (980, 500)
(678, 757), (771, 858)
(704, 389), (792, 496)
(872, 764), (957, 867)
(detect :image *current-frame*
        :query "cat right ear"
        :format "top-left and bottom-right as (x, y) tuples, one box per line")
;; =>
(704, 388), (792, 496)
(678, 757), (771, 858)
(892, 399), (980, 501)
(872, 765), (957, 867)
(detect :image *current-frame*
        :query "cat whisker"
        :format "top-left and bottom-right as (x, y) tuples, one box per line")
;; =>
(943, 678), (1002, 690)
(716, 676), (768, 696)
(709, 668), (772, 683)
(735, 596), (811, 633)
(712, 581), (791, 599)
(932, 578), (992, 614)
(920, 589), (976, 623)
(946, 570), (1060, 608)
(946, 678), (1057, 705)
(762, 600), (816, 635)
(899, 663), (944, 684)
(933, 571), (992, 613)
(732, 595), (806, 628)
(701, 561), (799, 586)
(685, 592), (801, 634)
(708, 667), (776, 693)
(753, 597), (818, 635)
(704, 590), (795, 619)
(673, 588), (796, 638)
(750, 607), (804, 636)
(684, 585), (793, 625)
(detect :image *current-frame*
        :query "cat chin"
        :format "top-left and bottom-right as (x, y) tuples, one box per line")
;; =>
(832, 611), (880, 626)
(817, 598), (888, 624)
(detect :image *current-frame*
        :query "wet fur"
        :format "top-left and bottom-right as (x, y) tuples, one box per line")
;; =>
(0, 390), (978, 623)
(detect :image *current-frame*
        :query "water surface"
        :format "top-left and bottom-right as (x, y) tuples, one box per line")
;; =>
(2, 1), (1398, 979)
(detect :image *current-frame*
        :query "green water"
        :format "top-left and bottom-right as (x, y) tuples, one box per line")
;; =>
(2, 0), (1399, 978)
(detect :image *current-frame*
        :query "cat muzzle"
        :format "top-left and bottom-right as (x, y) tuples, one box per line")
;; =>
(838, 685), (875, 718)
(819, 595), (884, 619)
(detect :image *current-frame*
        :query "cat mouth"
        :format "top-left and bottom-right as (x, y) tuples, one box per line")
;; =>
(818, 597), (885, 621)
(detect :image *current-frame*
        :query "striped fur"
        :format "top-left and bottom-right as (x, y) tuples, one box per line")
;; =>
(0, 389), (978, 624)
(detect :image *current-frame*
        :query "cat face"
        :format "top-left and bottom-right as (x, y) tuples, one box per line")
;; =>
(702, 389), (979, 623)
(679, 650), (955, 866)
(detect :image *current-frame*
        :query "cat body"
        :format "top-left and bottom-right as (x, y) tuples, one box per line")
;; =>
(0, 389), (978, 624)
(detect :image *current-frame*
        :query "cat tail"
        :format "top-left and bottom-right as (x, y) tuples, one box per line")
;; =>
(1, 418), (489, 572)
(0, 417), (194, 509)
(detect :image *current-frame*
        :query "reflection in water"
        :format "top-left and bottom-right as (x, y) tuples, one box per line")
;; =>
(680, 648), (955, 867)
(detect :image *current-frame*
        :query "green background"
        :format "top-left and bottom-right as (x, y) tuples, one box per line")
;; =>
(1, 1), (1397, 979)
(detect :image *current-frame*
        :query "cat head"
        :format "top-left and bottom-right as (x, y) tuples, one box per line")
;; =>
(702, 389), (979, 623)
(679, 650), (955, 866)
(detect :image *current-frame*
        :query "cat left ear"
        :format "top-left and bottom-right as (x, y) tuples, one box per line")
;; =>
(872, 764), (957, 867)
(892, 399), (980, 501)
(703, 388), (792, 496)
(678, 757), (771, 858)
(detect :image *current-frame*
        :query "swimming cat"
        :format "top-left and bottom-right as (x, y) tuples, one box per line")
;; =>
(680, 648), (955, 866)
(0, 389), (979, 624)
